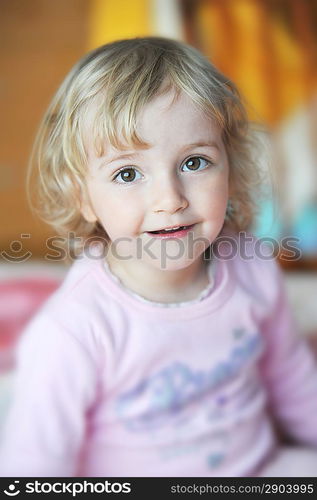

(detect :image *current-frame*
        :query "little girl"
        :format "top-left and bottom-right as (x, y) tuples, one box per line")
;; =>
(1, 37), (317, 477)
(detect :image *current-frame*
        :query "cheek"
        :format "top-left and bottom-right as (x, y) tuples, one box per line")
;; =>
(95, 191), (144, 237)
(194, 174), (229, 214)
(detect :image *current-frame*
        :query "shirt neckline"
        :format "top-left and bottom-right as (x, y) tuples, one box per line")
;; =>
(91, 253), (235, 320)
(103, 258), (217, 307)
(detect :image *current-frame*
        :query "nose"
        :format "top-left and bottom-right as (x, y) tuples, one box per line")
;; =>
(151, 174), (189, 214)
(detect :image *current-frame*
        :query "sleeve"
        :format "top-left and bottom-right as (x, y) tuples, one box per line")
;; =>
(0, 312), (98, 477)
(259, 260), (317, 446)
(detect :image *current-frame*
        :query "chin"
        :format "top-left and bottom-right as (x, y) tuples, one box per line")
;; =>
(149, 256), (204, 272)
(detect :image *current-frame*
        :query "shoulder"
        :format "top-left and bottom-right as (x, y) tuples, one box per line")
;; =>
(18, 251), (116, 360)
(214, 230), (284, 308)
(41, 249), (116, 316)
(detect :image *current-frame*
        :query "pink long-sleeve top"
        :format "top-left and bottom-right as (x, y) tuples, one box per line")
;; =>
(1, 236), (317, 477)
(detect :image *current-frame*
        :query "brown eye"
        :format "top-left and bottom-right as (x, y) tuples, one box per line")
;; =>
(186, 158), (200, 170)
(182, 157), (210, 172)
(115, 167), (141, 183)
(120, 169), (135, 181)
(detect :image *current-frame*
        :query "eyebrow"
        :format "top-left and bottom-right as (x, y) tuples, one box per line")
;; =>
(185, 141), (220, 150)
(100, 141), (220, 168)
(99, 152), (141, 169)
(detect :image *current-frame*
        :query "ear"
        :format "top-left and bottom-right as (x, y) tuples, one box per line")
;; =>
(79, 187), (98, 223)
(74, 176), (98, 223)
(80, 199), (98, 223)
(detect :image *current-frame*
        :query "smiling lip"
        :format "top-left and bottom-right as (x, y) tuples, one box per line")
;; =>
(146, 224), (196, 239)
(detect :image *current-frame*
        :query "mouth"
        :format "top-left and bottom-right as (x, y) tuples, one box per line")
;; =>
(146, 224), (196, 238)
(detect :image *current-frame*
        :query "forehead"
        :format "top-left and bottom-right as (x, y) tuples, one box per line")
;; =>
(82, 88), (222, 158)
(137, 90), (222, 142)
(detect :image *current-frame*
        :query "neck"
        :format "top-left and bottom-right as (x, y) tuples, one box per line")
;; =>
(106, 250), (210, 303)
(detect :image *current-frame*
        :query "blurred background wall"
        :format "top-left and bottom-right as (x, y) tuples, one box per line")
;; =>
(1, 0), (90, 258)
(0, 0), (317, 362)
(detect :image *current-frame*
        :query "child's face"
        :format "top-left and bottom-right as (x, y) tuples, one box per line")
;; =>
(81, 89), (229, 271)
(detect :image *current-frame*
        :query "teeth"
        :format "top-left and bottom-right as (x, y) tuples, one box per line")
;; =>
(163, 226), (182, 232)
(149, 225), (190, 234)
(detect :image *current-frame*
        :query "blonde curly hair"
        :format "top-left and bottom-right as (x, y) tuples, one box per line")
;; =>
(27, 37), (262, 252)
